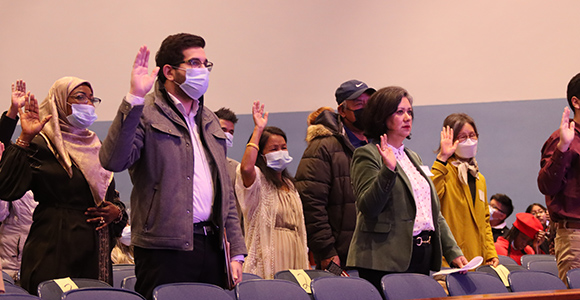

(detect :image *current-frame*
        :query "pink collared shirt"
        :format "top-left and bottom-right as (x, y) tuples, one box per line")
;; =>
(388, 144), (435, 236)
(126, 92), (214, 223)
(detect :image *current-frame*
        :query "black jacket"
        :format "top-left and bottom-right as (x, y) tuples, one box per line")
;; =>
(295, 110), (358, 268)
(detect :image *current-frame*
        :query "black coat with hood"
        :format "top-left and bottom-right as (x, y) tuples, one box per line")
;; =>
(295, 110), (358, 268)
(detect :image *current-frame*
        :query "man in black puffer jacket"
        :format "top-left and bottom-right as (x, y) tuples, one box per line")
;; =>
(295, 80), (375, 269)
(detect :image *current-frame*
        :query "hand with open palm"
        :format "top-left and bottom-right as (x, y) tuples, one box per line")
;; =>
(9, 80), (28, 119)
(129, 46), (160, 98)
(558, 107), (575, 152)
(377, 134), (396, 171)
(18, 93), (51, 143)
(437, 126), (458, 162)
(252, 100), (268, 130)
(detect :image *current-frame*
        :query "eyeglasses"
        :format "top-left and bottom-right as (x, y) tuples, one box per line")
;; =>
(490, 204), (507, 216)
(68, 93), (101, 107)
(174, 58), (213, 71)
(531, 209), (546, 217)
(457, 133), (478, 143)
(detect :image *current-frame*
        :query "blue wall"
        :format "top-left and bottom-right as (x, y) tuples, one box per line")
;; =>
(88, 98), (564, 225)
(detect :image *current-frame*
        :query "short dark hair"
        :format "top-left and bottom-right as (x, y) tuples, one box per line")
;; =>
(490, 193), (514, 217)
(435, 113), (478, 155)
(525, 203), (546, 214)
(155, 33), (206, 84)
(362, 86), (413, 140)
(253, 126), (294, 189)
(215, 107), (238, 124)
(567, 72), (580, 111)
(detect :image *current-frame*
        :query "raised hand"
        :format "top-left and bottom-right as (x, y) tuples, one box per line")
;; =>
(437, 126), (458, 162)
(18, 93), (52, 142)
(558, 107), (575, 152)
(129, 46), (160, 98)
(252, 100), (268, 129)
(376, 134), (396, 171)
(9, 80), (28, 119)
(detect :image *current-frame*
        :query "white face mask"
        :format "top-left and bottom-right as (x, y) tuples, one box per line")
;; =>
(177, 67), (209, 100)
(225, 132), (234, 148)
(264, 150), (293, 172)
(455, 138), (478, 159)
(489, 206), (498, 221)
(66, 103), (97, 129)
(119, 226), (131, 246)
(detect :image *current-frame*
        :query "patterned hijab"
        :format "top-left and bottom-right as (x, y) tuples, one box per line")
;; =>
(38, 77), (112, 206)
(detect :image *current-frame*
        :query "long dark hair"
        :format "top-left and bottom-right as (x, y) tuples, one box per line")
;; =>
(253, 126), (294, 189)
(504, 226), (522, 256)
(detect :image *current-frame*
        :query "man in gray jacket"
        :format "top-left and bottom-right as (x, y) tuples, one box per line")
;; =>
(100, 33), (246, 300)
(295, 80), (375, 270)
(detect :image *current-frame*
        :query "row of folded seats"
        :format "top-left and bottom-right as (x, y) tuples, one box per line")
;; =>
(1, 254), (576, 300)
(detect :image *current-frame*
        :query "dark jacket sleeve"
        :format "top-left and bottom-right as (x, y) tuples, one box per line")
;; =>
(351, 145), (399, 218)
(0, 144), (34, 200)
(0, 111), (18, 145)
(105, 179), (128, 238)
(99, 99), (145, 172)
(538, 134), (572, 196)
(295, 139), (336, 261)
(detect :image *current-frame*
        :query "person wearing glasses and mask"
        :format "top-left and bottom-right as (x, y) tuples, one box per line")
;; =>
(431, 113), (499, 268)
(235, 101), (309, 279)
(99, 33), (246, 300)
(0, 78), (127, 294)
(489, 193), (514, 242)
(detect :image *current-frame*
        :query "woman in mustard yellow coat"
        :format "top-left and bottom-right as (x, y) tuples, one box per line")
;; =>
(431, 113), (499, 267)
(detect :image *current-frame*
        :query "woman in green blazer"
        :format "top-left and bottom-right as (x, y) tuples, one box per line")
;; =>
(346, 86), (467, 292)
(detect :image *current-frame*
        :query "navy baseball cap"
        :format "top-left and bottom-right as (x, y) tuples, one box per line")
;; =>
(335, 80), (376, 105)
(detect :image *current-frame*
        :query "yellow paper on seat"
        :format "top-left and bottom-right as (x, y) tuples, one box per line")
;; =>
(491, 265), (510, 287)
(289, 269), (312, 293)
(54, 277), (79, 292)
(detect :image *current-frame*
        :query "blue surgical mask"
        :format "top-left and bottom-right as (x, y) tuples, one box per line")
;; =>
(264, 150), (293, 172)
(66, 103), (97, 129)
(225, 132), (234, 148)
(176, 67), (209, 100)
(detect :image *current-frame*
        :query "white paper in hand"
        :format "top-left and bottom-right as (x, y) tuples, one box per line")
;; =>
(432, 256), (483, 276)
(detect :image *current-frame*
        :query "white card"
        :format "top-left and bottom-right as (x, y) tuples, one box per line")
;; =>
(420, 165), (434, 176)
(432, 256), (484, 276)
(479, 189), (485, 202)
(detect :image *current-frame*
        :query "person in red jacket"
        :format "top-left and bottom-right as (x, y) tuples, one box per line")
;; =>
(495, 213), (544, 265)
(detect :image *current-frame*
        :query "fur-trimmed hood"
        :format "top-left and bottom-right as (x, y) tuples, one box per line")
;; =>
(305, 110), (342, 143)
(306, 124), (333, 142)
